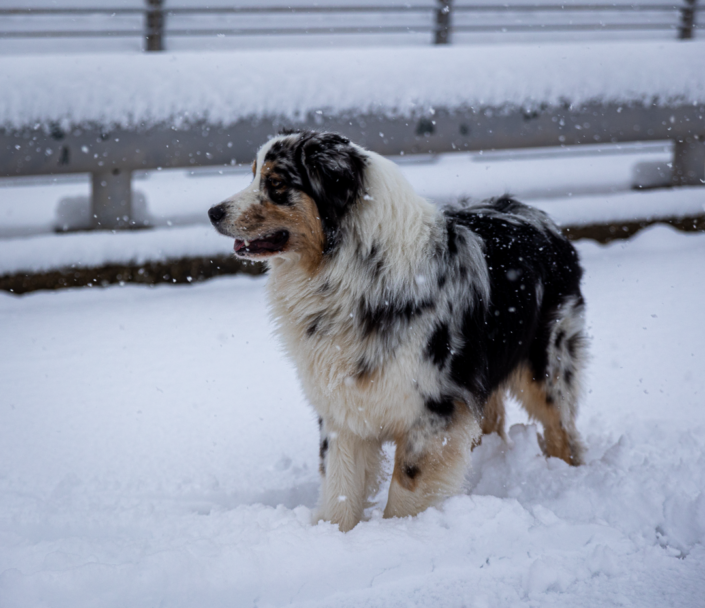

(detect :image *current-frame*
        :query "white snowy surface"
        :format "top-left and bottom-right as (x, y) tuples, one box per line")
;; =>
(1, 224), (704, 607)
(534, 188), (705, 226)
(2, 185), (704, 277)
(1, 40), (704, 131)
(0, 225), (234, 276)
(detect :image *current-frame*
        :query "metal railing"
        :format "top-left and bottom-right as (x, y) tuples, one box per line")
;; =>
(0, 1), (700, 51)
(3, 101), (704, 229)
(0, 3), (703, 232)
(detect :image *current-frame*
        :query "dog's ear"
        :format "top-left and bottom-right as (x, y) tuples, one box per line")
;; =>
(298, 132), (366, 251)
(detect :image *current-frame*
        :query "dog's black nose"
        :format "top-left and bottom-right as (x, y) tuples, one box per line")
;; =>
(208, 204), (226, 225)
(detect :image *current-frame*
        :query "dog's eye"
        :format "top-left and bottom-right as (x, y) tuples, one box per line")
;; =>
(268, 177), (283, 189)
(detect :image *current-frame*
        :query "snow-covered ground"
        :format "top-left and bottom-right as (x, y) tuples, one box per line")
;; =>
(1, 223), (704, 607)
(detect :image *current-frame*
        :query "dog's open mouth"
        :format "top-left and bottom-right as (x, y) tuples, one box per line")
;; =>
(234, 230), (289, 256)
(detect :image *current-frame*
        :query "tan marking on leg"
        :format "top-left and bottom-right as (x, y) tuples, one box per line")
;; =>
(355, 366), (380, 390)
(480, 388), (507, 440)
(384, 403), (480, 519)
(510, 365), (581, 465)
(390, 437), (420, 493)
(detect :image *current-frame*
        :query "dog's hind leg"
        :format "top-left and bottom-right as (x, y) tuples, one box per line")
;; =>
(384, 404), (481, 520)
(480, 388), (507, 440)
(316, 423), (382, 532)
(510, 365), (583, 465)
(511, 326), (586, 467)
(511, 295), (587, 466)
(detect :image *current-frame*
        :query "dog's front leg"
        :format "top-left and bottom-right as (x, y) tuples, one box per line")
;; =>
(384, 405), (480, 520)
(315, 423), (378, 532)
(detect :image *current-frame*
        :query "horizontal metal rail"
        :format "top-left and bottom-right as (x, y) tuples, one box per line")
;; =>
(0, 5), (700, 15)
(4, 23), (693, 39)
(3, 103), (703, 177)
(2, 102), (703, 228)
(453, 24), (685, 32)
(0, 7), (430, 15)
(0, 31), (143, 39)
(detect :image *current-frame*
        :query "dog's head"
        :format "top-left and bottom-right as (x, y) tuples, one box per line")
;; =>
(208, 131), (367, 268)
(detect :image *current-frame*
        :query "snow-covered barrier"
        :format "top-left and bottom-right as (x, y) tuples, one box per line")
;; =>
(1, 41), (704, 228)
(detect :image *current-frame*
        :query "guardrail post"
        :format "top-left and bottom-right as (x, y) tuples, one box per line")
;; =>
(434, 0), (453, 44)
(679, 0), (698, 39)
(92, 169), (133, 229)
(672, 137), (705, 186)
(145, 0), (165, 51)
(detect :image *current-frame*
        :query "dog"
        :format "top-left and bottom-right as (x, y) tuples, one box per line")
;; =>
(209, 131), (587, 532)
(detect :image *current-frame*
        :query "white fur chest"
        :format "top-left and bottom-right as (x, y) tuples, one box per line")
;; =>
(267, 261), (426, 438)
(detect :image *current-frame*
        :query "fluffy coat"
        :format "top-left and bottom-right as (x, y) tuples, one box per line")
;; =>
(209, 131), (587, 532)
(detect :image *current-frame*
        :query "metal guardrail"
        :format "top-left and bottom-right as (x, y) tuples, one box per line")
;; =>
(0, 1), (700, 50)
(2, 102), (704, 229)
(0, 3), (703, 231)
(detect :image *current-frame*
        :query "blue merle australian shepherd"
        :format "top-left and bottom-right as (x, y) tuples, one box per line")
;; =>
(209, 131), (587, 532)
